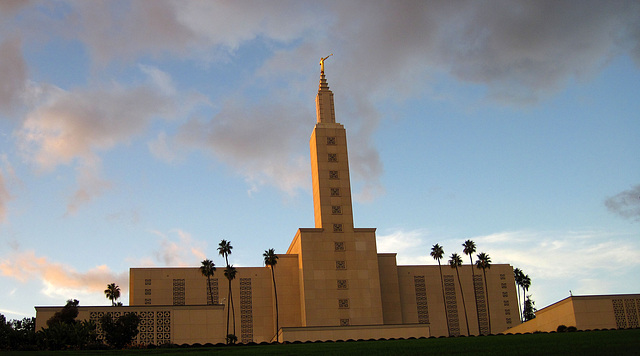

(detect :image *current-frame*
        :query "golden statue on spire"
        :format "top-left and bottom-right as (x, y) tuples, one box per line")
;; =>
(320, 54), (333, 73)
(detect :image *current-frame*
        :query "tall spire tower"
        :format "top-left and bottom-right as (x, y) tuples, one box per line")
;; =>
(310, 55), (354, 232)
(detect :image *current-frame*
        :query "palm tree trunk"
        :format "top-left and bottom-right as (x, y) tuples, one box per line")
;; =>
(482, 269), (492, 334)
(516, 284), (523, 322)
(271, 266), (279, 341)
(437, 260), (450, 336)
(455, 266), (470, 336)
(226, 279), (231, 340)
(231, 286), (236, 337)
(469, 256), (480, 335)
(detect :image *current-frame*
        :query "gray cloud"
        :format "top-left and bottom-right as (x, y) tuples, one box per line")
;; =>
(0, 38), (27, 115)
(176, 97), (312, 194)
(4, 1), (639, 201)
(605, 185), (640, 221)
(16, 67), (178, 211)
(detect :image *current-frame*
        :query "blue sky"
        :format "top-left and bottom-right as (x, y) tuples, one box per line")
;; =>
(0, 1), (639, 320)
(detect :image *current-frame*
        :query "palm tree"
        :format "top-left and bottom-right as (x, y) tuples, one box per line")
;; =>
(513, 268), (524, 321)
(224, 265), (237, 343)
(200, 259), (216, 305)
(263, 248), (279, 341)
(476, 252), (492, 334)
(462, 239), (480, 335)
(430, 244), (450, 336)
(218, 239), (233, 266)
(521, 274), (531, 321)
(104, 283), (121, 306)
(449, 253), (470, 336)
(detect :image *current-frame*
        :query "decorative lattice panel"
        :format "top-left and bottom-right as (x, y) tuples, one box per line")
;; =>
(414, 275), (429, 324)
(613, 299), (626, 328)
(625, 299), (638, 328)
(207, 278), (219, 305)
(239, 278), (253, 343)
(474, 275), (489, 334)
(173, 279), (185, 305)
(444, 275), (460, 336)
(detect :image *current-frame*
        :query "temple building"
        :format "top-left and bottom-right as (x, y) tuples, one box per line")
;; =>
(36, 63), (523, 344)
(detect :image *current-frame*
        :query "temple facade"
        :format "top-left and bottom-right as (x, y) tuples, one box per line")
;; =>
(36, 65), (521, 344)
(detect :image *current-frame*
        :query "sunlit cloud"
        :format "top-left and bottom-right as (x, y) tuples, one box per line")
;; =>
(0, 250), (128, 300)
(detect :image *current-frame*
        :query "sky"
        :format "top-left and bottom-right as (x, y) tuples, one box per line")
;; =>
(0, 1), (639, 320)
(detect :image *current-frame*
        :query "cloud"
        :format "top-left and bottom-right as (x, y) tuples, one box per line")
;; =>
(5, 1), (640, 202)
(0, 250), (128, 300)
(63, 1), (324, 66)
(150, 229), (208, 267)
(0, 37), (27, 115)
(472, 229), (640, 306)
(176, 97), (311, 195)
(605, 184), (640, 221)
(16, 66), (178, 211)
(0, 155), (17, 223)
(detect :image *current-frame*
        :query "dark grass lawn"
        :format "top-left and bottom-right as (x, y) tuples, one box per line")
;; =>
(6, 328), (639, 355)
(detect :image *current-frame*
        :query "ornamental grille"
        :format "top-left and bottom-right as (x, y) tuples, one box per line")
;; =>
(145, 279), (152, 285)
(414, 275), (429, 324)
(329, 170), (339, 179)
(239, 278), (253, 343)
(337, 279), (348, 290)
(334, 241), (345, 251)
(332, 206), (342, 214)
(206, 278), (219, 305)
(327, 137), (336, 145)
(340, 318), (350, 326)
(173, 279), (185, 305)
(145, 289), (151, 295)
(328, 153), (338, 162)
(90, 310), (171, 345)
(474, 275), (489, 335)
(333, 224), (343, 232)
(625, 299), (639, 328)
(331, 188), (341, 196)
(444, 275), (460, 336)
(613, 299), (626, 328)
(339, 299), (350, 309)
(336, 261), (346, 270)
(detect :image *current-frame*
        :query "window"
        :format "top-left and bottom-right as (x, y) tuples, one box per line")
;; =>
(327, 137), (336, 145)
(337, 279), (348, 290)
(332, 206), (342, 214)
(338, 299), (350, 309)
(330, 188), (341, 196)
(328, 153), (338, 162)
(329, 170), (339, 179)
(336, 261), (346, 270)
